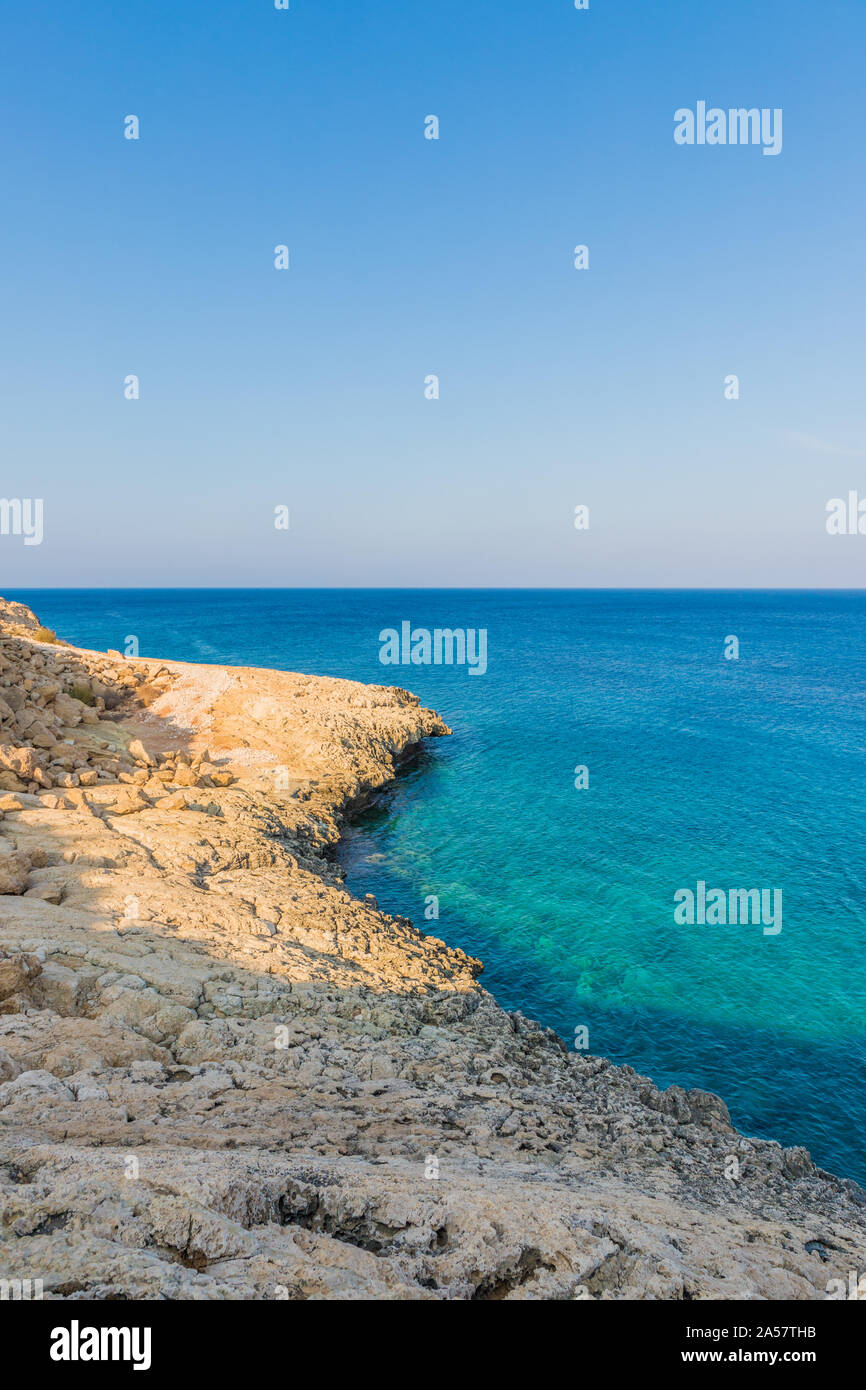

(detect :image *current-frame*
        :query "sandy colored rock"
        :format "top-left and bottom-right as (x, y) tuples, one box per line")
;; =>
(155, 790), (189, 811)
(53, 692), (87, 727)
(0, 1047), (20, 1082)
(0, 849), (31, 895)
(0, 793), (39, 811)
(104, 788), (151, 816)
(127, 737), (155, 767)
(0, 747), (42, 782)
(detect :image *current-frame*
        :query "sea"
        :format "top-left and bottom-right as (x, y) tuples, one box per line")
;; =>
(8, 588), (866, 1184)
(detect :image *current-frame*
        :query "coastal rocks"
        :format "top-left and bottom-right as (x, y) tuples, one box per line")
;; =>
(0, 848), (32, 895)
(0, 1012), (170, 1076)
(0, 747), (45, 784)
(104, 788), (151, 817)
(0, 1068), (75, 1108)
(0, 952), (41, 1004)
(127, 738), (155, 767)
(0, 1046), (20, 1082)
(0, 793), (40, 812)
(783, 1146), (816, 1180)
(0, 595), (864, 1300)
(96, 982), (195, 1046)
(53, 693), (88, 727)
(40, 793), (77, 812)
(0, 773), (28, 793)
(640, 1082), (732, 1131)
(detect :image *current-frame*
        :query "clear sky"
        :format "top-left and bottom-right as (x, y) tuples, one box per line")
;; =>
(1, 0), (864, 587)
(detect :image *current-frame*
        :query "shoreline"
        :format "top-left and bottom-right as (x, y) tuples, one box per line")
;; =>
(1, 595), (865, 1300)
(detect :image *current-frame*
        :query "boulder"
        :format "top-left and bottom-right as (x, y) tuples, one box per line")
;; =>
(53, 692), (86, 726)
(0, 792), (39, 811)
(0, 746), (49, 785)
(0, 1047), (20, 1082)
(0, 1069), (75, 1107)
(0, 848), (31, 895)
(106, 788), (151, 816)
(128, 738), (155, 767)
(0, 951), (40, 1000)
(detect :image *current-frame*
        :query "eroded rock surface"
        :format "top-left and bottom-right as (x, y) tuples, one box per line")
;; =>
(0, 597), (863, 1300)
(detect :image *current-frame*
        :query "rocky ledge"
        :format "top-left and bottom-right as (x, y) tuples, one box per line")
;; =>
(0, 597), (863, 1300)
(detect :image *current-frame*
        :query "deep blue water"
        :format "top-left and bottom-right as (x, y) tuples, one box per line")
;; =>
(9, 589), (866, 1184)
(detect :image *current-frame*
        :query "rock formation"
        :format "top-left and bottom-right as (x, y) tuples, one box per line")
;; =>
(0, 597), (863, 1299)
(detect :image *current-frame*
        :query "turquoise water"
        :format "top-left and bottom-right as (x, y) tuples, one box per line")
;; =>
(11, 589), (866, 1182)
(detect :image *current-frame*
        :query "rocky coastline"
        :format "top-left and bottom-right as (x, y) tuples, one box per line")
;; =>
(0, 596), (864, 1300)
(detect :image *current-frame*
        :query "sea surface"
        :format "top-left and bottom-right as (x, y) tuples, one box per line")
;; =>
(9, 588), (866, 1184)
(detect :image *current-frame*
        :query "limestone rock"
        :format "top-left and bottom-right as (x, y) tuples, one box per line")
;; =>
(0, 792), (39, 811)
(0, 747), (42, 781)
(0, 849), (31, 895)
(128, 737), (155, 767)
(0, 1046), (20, 1082)
(0, 1068), (75, 1106)
(155, 791), (189, 811)
(53, 692), (87, 726)
(105, 788), (151, 816)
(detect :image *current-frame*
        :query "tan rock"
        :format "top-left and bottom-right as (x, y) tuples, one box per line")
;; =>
(0, 850), (31, 894)
(128, 737), (155, 767)
(53, 692), (86, 726)
(0, 746), (40, 780)
(30, 726), (57, 750)
(24, 883), (63, 904)
(0, 1047), (20, 1082)
(105, 788), (151, 816)
(63, 788), (92, 810)
(0, 952), (40, 999)
(0, 792), (38, 811)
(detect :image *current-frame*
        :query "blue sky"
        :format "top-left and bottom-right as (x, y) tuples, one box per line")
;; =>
(1, 0), (864, 586)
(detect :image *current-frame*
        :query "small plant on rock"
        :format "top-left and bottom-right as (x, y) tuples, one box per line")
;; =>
(68, 682), (95, 705)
